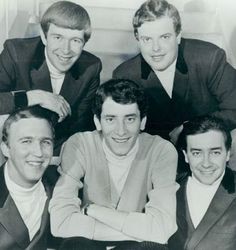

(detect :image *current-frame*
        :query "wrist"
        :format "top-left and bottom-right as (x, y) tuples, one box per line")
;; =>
(12, 90), (28, 108)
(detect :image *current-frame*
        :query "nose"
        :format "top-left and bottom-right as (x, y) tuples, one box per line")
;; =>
(61, 39), (70, 53)
(202, 153), (211, 168)
(152, 39), (160, 52)
(116, 120), (127, 137)
(31, 141), (43, 157)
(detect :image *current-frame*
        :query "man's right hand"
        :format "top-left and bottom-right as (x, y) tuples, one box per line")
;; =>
(27, 90), (71, 122)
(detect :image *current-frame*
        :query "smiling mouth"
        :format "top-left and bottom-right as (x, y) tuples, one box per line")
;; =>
(151, 55), (164, 61)
(113, 138), (130, 143)
(57, 55), (72, 62)
(27, 161), (44, 167)
(200, 170), (215, 175)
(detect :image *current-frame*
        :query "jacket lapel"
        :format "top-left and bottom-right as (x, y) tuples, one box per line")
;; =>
(0, 166), (30, 249)
(186, 168), (236, 249)
(30, 60), (52, 92)
(59, 71), (84, 107)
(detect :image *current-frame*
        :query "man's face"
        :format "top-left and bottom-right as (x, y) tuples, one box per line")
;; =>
(41, 23), (85, 73)
(137, 16), (181, 71)
(1, 118), (54, 188)
(94, 97), (146, 156)
(183, 130), (230, 185)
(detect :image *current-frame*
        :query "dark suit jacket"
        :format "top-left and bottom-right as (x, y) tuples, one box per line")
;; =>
(0, 37), (102, 154)
(113, 38), (236, 139)
(168, 168), (236, 250)
(0, 164), (58, 250)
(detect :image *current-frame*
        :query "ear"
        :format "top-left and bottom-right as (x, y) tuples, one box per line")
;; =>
(40, 27), (47, 46)
(226, 150), (231, 162)
(140, 116), (147, 131)
(93, 115), (102, 131)
(177, 31), (181, 44)
(1, 141), (10, 158)
(182, 150), (189, 163)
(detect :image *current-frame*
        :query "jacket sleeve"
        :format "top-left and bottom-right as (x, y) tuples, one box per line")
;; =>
(0, 40), (29, 114)
(87, 141), (179, 244)
(204, 48), (236, 130)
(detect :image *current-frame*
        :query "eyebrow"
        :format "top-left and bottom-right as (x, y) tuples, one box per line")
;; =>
(18, 136), (53, 141)
(190, 147), (222, 151)
(104, 113), (138, 117)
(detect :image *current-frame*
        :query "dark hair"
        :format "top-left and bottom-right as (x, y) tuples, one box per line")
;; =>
(2, 105), (56, 145)
(133, 0), (181, 39)
(179, 115), (232, 151)
(40, 1), (91, 43)
(92, 79), (148, 120)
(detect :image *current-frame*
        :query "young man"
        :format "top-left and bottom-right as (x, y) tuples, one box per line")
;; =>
(168, 116), (236, 250)
(0, 106), (55, 250)
(0, 1), (102, 154)
(113, 0), (236, 167)
(49, 79), (178, 249)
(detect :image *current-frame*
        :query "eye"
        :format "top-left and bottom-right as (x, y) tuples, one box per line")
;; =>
(41, 140), (53, 147)
(72, 38), (83, 44)
(211, 150), (221, 156)
(161, 34), (171, 40)
(21, 139), (32, 144)
(52, 35), (61, 40)
(105, 117), (114, 124)
(192, 151), (201, 157)
(141, 37), (152, 44)
(126, 117), (136, 124)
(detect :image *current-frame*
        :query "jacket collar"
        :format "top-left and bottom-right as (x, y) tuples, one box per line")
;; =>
(179, 167), (236, 249)
(141, 38), (188, 79)
(0, 164), (51, 249)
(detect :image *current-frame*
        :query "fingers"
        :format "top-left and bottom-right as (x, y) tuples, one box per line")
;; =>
(58, 95), (71, 116)
(57, 96), (71, 122)
(27, 90), (72, 123)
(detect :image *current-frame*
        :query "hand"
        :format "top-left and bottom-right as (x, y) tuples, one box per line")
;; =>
(169, 124), (183, 145)
(27, 90), (71, 122)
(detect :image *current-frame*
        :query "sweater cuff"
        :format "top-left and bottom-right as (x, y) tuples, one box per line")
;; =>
(12, 90), (28, 108)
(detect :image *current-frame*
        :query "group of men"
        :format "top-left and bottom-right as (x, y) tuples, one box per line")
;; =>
(0, 0), (236, 249)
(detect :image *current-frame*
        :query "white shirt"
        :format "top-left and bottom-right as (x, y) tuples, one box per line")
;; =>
(154, 59), (177, 98)
(45, 50), (65, 94)
(186, 173), (224, 228)
(4, 163), (47, 240)
(103, 139), (139, 205)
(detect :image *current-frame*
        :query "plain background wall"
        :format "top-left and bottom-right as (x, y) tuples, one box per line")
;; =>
(1, 0), (236, 68)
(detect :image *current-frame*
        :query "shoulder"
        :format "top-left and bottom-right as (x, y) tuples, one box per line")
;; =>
(139, 132), (178, 156)
(3, 36), (42, 55)
(181, 38), (225, 59)
(113, 54), (142, 77)
(64, 131), (101, 150)
(79, 50), (102, 67)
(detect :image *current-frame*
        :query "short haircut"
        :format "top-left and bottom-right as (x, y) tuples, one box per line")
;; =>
(179, 115), (232, 151)
(2, 105), (55, 145)
(133, 0), (181, 39)
(93, 79), (148, 120)
(40, 1), (91, 43)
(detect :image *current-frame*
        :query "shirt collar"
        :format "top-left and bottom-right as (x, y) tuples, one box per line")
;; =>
(141, 38), (188, 79)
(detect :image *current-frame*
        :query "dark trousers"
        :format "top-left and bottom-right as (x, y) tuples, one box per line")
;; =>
(59, 237), (169, 250)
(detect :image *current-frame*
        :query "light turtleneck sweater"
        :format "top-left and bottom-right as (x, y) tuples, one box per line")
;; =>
(45, 49), (65, 94)
(186, 172), (224, 228)
(4, 163), (47, 240)
(102, 139), (139, 206)
(154, 58), (177, 98)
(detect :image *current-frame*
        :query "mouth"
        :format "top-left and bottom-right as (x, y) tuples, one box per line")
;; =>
(151, 54), (165, 62)
(200, 170), (215, 175)
(57, 55), (72, 63)
(26, 161), (44, 167)
(112, 138), (130, 143)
